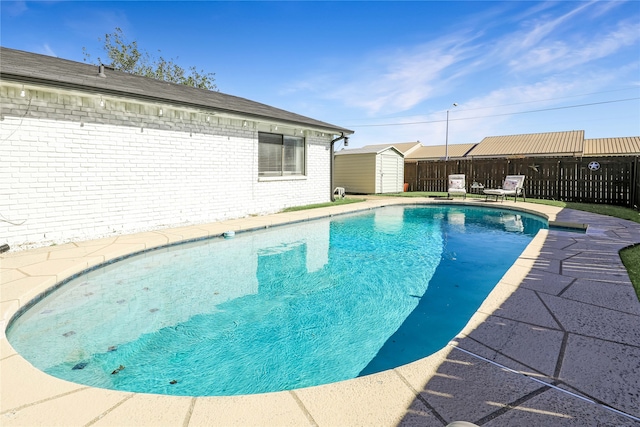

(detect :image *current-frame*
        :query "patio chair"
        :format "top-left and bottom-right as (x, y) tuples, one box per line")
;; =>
(483, 175), (526, 202)
(447, 174), (466, 199)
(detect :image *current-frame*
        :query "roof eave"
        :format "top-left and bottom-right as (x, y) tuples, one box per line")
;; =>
(0, 71), (354, 135)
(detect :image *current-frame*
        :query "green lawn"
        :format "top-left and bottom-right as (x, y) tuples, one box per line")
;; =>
(280, 196), (363, 212)
(502, 198), (640, 300)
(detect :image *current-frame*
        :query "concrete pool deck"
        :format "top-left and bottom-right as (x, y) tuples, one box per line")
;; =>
(2, 197), (640, 426)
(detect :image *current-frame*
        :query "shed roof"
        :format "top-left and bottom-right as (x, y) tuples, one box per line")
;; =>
(584, 137), (640, 156)
(468, 130), (584, 157)
(0, 47), (352, 134)
(405, 143), (477, 160)
(352, 142), (421, 155)
(334, 145), (404, 157)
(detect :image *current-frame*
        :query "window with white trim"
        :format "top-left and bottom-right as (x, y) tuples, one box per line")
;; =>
(258, 132), (306, 177)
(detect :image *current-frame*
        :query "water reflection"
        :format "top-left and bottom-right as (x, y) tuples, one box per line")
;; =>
(360, 206), (545, 375)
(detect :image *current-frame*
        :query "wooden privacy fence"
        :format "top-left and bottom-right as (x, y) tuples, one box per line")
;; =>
(404, 156), (640, 209)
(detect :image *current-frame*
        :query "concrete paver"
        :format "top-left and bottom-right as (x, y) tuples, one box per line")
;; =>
(517, 269), (576, 295)
(560, 335), (640, 418)
(474, 286), (560, 329)
(459, 315), (564, 377)
(91, 393), (193, 427)
(296, 367), (433, 427)
(561, 278), (640, 314)
(540, 293), (640, 346)
(482, 388), (638, 427)
(1, 354), (85, 409)
(2, 197), (640, 426)
(1, 388), (130, 427)
(1, 275), (58, 305)
(189, 393), (311, 427)
(396, 345), (542, 424)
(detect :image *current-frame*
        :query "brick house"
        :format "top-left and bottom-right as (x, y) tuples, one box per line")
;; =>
(0, 47), (353, 248)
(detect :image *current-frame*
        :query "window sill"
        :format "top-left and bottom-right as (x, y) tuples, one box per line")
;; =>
(258, 175), (307, 182)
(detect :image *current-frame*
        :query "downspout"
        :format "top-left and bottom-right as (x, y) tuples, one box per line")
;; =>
(330, 133), (349, 201)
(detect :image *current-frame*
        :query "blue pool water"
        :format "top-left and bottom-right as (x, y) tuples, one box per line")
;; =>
(7, 205), (546, 396)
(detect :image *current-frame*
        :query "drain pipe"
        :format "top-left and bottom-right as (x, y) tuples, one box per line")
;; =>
(330, 133), (349, 201)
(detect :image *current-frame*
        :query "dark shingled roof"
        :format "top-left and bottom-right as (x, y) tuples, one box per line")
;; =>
(0, 46), (353, 134)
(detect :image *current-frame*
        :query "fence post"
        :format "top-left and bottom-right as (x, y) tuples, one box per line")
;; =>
(633, 156), (639, 210)
(556, 160), (561, 201)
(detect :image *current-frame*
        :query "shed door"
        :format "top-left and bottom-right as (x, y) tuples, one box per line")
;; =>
(380, 153), (400, 193)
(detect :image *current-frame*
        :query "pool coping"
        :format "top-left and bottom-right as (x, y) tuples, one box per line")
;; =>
(2, 197), (640, 426)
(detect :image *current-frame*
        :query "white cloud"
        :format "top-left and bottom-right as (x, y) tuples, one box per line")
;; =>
(289, 32), (478, 116)
(509, 18), (640, 73)
(346, 62), (638, 148)
(292, 2), (629, 118)
(282, 1), (639, 147)
(2, 0), (28, 17)
(513, 2), (593, 51)
(41, 43), (57, 57)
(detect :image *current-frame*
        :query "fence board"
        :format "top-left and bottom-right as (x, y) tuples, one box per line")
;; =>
(633, 157), (640, 209)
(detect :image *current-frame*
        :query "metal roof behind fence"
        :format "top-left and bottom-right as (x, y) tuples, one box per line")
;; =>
(468, 130), (585, 157)
(405, 143), (477, 160)
(584, 137), (640, 156)
(352, 142), (421, 154)
(345, 132), (639, 161)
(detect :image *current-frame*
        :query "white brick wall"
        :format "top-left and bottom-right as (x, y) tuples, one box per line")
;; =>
(1, 114), (332, 249)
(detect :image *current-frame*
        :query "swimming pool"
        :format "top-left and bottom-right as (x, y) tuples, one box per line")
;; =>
(7, 205), (547, 396)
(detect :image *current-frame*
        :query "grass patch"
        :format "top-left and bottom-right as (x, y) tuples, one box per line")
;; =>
(549, 202), (640, 302)
(531, 200), (640, 224)
(281, 197), (363, 212)
(620, 245), (640, 301)
(379, 191), (446, 198)
(513, 199), (640, 301)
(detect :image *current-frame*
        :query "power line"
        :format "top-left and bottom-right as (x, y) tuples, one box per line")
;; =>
(451, 88), (640, 113)
(346, 97), (640, 128)
(341, 86), (640, 122)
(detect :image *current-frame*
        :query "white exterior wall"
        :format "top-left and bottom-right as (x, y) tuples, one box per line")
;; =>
(1, 85), (332, 249)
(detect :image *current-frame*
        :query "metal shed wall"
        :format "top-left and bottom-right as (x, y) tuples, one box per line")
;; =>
(334, 153), (377, 194)
(335, 148), (404, 194)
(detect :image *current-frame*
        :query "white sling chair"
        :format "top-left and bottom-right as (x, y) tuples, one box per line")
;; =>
(483, 175), (526, 202)
(447, 174), (467, 199)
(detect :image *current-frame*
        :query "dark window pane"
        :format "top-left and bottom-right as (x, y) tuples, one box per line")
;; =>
(259, 132), (305, 176)
(259, 133), (283, 176)
(284, 136), (305, 175)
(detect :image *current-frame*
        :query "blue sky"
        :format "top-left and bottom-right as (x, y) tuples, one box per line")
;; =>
(2, 1), (639, 148)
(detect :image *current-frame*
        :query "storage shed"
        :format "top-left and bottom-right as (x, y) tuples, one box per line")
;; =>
(334, 146), (405, 194)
